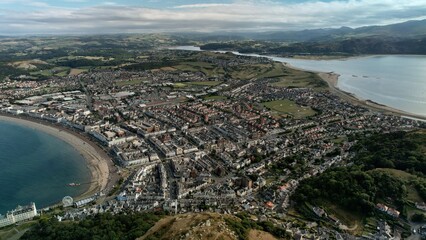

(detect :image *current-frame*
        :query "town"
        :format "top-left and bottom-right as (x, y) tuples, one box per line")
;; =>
(0, 49), (424, 239)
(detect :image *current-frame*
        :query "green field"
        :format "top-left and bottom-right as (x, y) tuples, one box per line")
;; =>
(172, 55), (289, 81)
(173, 82), (187, 88)
(229, 63), (281, 80)
(187, 81), (223, 86)
(257, 62), (288, 78)
(30, 70), (53, 77)
(262, 99), (316, 118)
(173, 64), (198, 72)
(56, 71), (69, 77)
(168, 53), (328, 86)
(30, 66), (70, 77)
(271, 67), (327, 90)
(173, 61), (225, 77)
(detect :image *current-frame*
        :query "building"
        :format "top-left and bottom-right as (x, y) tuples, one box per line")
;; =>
(376, 203), (400, 218)
(0, 202), (38, 228)
(74, 197), (96, 208)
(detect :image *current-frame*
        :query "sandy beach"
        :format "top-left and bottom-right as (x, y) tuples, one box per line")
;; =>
(0, 114), (112, 201)
(318, 72), (426, 121)
(282, 63), (426, 121)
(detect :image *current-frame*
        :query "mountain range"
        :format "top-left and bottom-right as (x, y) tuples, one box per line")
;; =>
(181, 19), (426, 42)
(194, 19), (426, 55)
(253, 19), (426, 42)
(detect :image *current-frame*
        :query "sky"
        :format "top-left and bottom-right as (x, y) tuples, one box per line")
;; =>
(0, 0), (425, 35)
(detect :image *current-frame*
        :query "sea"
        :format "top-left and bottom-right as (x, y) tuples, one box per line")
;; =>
(0, 120), (91, 214)
(171, 46), (426, 117)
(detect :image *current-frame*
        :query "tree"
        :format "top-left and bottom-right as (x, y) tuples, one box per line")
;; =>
(411, 213), (426, 223)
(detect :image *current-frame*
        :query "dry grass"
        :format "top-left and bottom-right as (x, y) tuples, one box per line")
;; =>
(138, 213), (237, 240)
(9, 60), (48, 70)
(69, 68), (88, 76)
(248, 230), (277, 240)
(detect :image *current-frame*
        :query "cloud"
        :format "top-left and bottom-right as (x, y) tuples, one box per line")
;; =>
(173, 3), (232, 9)
(102, 2), (118, 6)
(0, 0), (425, 35)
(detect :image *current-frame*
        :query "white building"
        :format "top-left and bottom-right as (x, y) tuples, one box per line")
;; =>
(89, 129), (137, 147)
(0, 202), (38, 228)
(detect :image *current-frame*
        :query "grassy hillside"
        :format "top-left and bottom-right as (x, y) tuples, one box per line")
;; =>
(292, 131), (426, 236)
(18, 212), (288, 240)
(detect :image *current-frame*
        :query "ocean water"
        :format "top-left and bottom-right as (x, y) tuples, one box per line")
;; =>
(271, 55), (426, 117)
(0, 120), (91, 214)
(171, 46), (426, 117)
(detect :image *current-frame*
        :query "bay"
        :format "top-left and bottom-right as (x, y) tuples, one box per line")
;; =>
(271, 55), (426, 117)
(0, 120), (91, 214)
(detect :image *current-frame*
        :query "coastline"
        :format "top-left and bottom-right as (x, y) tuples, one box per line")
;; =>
(0, 114), (113, 203)
(285, 55), (357, 60)
(281, 62), (426, 121)
(316, 71), (426, 121)
(173, 46), (426, 121)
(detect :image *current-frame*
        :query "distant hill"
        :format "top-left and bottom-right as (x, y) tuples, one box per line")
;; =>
(351, 19), (426, 38)
(183, 19), (426, 43)
(252, 27), (355, 42)
(198, 19), (426, 55)
(252, 19), (426, 42)
(200, 36), (426, 55)
(275, 37), (426, 54)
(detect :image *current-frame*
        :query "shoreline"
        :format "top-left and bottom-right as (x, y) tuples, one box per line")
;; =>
(171, 46), (425, 121)
(316, 71), (426, 121)
(285, 54), (426, 61)
(0, 114), (115, 204)
(281, 62), (426, 121)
